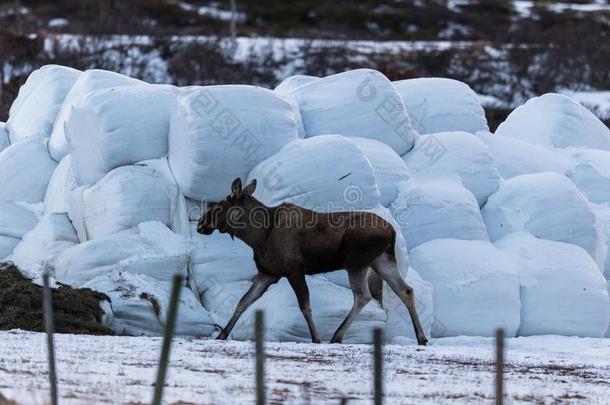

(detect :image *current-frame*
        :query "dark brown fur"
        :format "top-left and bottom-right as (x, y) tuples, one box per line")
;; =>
(198, 178), (428, 344)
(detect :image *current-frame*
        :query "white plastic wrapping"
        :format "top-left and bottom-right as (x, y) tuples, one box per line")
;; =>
(566, 148), (610, 204)
(351, 137), (411, 206)
(49, 69), (145, 161)
(410, 239), (521, 338)
(0, 202), (38, 259)
(481, 172), (605, 267)
(6, 65), (81, 143)
(288, 69), (416, 154)
(403, 131), (501, 206)
(83, 271), (216, 337)
(66, 84), (175, 185)
(0, 122), (9, 152)
(68, 162), (184, 241)
(496, 233), (609, 337)
(168, 85), (300, 201)
(0, 137), (58, 203)
(44, 155), (76, 214)
(10, 214), (79, 278)
(476, 131), (570, 179)
(393, 77), (488, 135)
(247, 135), (381, 211)
(53, 222), (189, 287)
(274, 75), (319, 95)
(390, 180), (489, 250)
(496, 93), (610, 150)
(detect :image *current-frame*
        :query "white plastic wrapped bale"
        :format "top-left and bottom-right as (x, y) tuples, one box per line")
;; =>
(565, 149), (610, 204)
(0, 122), (9, 152)
(68, 162), (183, 241)
(247, 135), (380, 211)
(44, 155), (76, 214)
(481, 172), (605, 267)
(53, 222), (189, 287)
(351, 137), (411, 206)
(190, 223), (257, 297)
(66, 84), (175, 185)
(0, 137), (58, 203)
(495, 93), (610, 150)
(390, 180), (489, 250)
(6, 65), (80, 143)
(410, 239), (521, 337)
(288, 69), (416, 155)
(49, 69), (146, 161)
(592, 204), (610, 279)
(274, 75), (319, 95)
(83, 271), (215, 337)
(403, 131), (500, 206)
(476, 131), (570, 179)
(393, 77), (488, 135)
(202, 276), (386, 343)
(168, 85), (301, 201)
(0, 202), (38, 259)
(10, 214), (79, 278)
(496, 233), (609, 337)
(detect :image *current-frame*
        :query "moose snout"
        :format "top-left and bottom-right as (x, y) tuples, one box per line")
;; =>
(197, 221), (213, 235)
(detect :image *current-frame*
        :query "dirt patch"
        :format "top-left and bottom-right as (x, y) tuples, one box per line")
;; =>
(0, 262), (114, 335)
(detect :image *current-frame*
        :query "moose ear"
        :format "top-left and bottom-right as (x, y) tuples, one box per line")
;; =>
(242, 179), (257, 196)
(231, 178), (242, 194)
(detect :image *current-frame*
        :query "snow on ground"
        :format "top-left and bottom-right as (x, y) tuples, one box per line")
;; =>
(1, 330), (610, 404)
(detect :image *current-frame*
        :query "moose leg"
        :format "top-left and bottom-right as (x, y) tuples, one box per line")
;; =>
(288, 274), (321, 343)
(217, 272), (279, 340)
(373, 253), (428, 346)
(330, 267), (372, 344)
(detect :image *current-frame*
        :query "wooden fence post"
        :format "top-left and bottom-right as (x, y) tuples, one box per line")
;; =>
(373, 328), (383, 405)
(495, 328), (505, 405)
(152, 274), (183, 405)
(42, 272), (58, 405)
(255, 310), (265, 405)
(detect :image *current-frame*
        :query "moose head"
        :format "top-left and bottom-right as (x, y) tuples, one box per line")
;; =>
(197, 178), (257, 237)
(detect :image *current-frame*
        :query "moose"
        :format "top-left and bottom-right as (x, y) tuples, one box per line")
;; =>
(197, 178), (428, 345)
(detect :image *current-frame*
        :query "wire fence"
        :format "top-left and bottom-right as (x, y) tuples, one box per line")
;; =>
(40, 273), (507, 404)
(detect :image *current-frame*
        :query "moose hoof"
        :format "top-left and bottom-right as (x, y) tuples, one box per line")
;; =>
(216, 333), (228, 341)
(417, 337), (428, 346)
(329, 337), (342, 344)
(312, 338), (321, 344)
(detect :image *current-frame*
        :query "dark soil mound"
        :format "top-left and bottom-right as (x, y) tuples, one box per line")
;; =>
(0, 262), (114, 335)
